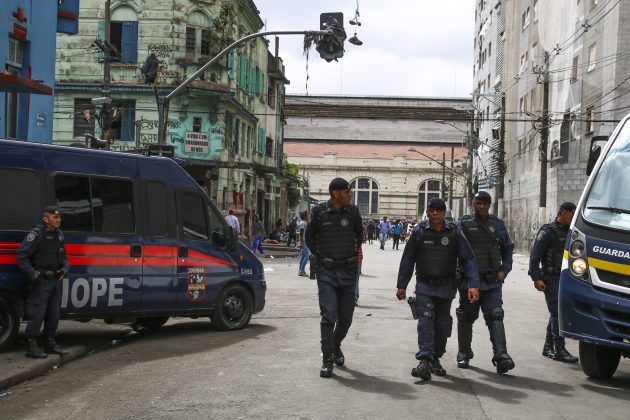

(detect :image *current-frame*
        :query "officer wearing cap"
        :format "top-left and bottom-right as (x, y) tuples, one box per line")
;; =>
(455, 191), (515, 374)
(306, 177), (363, 378)
(529, 202), (578, 364)
(396, 197), (479, 381)
(16, 205), (70, 358)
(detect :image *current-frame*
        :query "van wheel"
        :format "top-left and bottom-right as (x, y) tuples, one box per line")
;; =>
(579, 341), (621, 379)
(0, 296), (20, 351)
(132, 316), (169, 332)
(211, 284), (253, 331)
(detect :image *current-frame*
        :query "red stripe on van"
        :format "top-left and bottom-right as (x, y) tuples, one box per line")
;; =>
(188, 249), (236, 266)
(143, 246), (177, 257)
(0, 255), (17, 264)
(68, 255), (143, 266)
(65, 244), (130, 256)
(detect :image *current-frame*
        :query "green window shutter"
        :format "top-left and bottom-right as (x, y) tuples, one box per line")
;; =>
(258, 127), (265, 153)
(97, 20), (105, 62)
(228, 51), (234, 79)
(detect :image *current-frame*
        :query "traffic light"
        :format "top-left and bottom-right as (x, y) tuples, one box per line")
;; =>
(317, 13), (346, 62)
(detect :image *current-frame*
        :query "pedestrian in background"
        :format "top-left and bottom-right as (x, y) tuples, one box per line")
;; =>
(396, 198), (479, 381)
(529, 202), (579, 364)
(456, 191), (515, 374)
(298, 210), (309, 277)
(306, 177), (363, 378)
(225, 209), (240, 235)
(366, 220), (375, 245)
(378, 217), (390, 250)
(251, 214), (266, 255)
(16, 205), (70, 359)
(287, 217), (298, 247)
(392, 221), (403, 250)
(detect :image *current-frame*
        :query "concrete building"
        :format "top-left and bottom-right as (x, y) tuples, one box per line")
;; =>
(474, 0), (630, 251)
(0, 0), (79, 142)
(53, 0), (289, 238)
(284, 95), (471, 221)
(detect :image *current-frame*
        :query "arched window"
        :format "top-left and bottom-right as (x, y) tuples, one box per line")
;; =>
(418, 180), (442, 216)
(351, 178), (378, 214)
(186, 11), (212, 60)
(109, 6), (138, 63)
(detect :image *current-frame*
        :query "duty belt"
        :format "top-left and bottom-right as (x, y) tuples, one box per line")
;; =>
(417, 275), (455, 287)
(318, 256), (358, 269)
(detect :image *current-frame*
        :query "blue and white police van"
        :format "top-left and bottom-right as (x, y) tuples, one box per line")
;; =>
(0, 140), (266, 350)
(559, 114), (630, 379)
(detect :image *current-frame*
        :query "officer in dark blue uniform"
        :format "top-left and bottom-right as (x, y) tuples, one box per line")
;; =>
(306, 178), (363, 378)
(16, 205), (70, 359)
(396, 197), (479, 381)
(529, 202), (578, 363)
(456, 191), (515, 374)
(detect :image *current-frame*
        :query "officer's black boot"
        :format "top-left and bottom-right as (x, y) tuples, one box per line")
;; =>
(25, 338), (48, 359)
(542, 335), (555, 359)
(333, 346), (345, 367)
(553, 340), (579, 363)
(456, 311), (474, 368)
(488, 310), (515, 374)
(320, 354), (334, 378)
(411, 358), (432, 380)
(432, 358), (447, 376)
(45, 336), (69, 356)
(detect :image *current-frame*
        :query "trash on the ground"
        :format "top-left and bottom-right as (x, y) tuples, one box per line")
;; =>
(366, 313), (372, 316)
(0, 391), (11, 397)
(270, 255), (274, 259)
(264, 267), (274, 272)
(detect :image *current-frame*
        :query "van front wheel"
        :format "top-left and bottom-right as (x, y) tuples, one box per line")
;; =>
(579, 341), (621, 379)
(211, 284), (253, 331)
(0, 296), (20, 351)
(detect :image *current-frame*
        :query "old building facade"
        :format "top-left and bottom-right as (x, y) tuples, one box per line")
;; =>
(473, 0), (630, 251)
(284, 95), (471, 221)
(53, 0), (289, 237)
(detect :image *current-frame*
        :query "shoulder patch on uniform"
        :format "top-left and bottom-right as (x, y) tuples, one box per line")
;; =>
(26, 232), (37, 242)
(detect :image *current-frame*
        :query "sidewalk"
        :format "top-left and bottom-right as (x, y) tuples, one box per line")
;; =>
(0, 320), (130, 391)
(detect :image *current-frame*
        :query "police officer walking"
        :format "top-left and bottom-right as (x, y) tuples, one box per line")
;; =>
(306, 178), (363, 378)
(396, 198), (479, 381)
(456, 191), (515, 374)
(529, 202), (579, 363)
(16, 205), (70, 358)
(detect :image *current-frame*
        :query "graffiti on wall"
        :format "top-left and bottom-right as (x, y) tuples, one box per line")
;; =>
(147, 44), (180, 80)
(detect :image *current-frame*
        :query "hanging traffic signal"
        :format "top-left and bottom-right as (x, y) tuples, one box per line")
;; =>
(317, 13), (346, 62)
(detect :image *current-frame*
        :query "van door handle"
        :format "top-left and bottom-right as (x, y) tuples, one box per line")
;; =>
(178, 247), (188, 258)
(130, 244), (142, 257)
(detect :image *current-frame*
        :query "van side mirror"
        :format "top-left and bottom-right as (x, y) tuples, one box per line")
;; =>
(586, 136), (608, 176)
(230, 226), (239, 250)
(211, 230), (227, 248)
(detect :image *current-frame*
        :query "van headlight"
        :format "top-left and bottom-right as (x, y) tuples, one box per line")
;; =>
(571, 258), (588, 276)
(570, 240), (584, 257)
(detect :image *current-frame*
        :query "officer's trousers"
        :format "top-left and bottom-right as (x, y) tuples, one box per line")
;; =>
(416, 294), (453, 360)
(543, 276), (563, 347)
(317, 267), (357, 355)
(25, 278), (62, 339)
(458, 285), (503, 324)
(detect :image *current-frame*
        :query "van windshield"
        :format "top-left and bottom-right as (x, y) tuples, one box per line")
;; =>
(584, 120), (630, 231)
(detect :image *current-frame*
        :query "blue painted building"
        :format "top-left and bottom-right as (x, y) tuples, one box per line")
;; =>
(0, 0), (79, 142)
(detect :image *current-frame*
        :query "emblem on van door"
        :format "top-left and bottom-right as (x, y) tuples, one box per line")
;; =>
(187, 267), (207, 302)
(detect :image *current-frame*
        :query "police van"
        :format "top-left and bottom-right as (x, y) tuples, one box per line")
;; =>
(0, 140), (266, 350)
(559, 114), (630, 379)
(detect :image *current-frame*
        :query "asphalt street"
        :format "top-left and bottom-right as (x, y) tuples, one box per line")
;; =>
(1, 240), (629, 419)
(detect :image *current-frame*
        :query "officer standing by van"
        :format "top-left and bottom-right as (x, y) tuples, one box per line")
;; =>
(16, 206), (70, 358)
(529, 202), (579, 363)
(306, 177), (363, 378)
(396, 198), (479, 381)
(456, 191), (515, 374)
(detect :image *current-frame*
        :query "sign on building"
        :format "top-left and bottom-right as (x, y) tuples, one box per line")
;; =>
(184, 131), (209, 154)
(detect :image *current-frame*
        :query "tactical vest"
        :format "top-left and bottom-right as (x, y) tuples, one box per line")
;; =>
(460, 215), (502, 271)
(32, 228), (65, 270)
(541, 222), (568, 275)
(315, 207), (358, 260)
(416, 223), (458, 281)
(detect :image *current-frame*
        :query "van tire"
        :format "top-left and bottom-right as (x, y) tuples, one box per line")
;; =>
(579, 341), (621, 379)
(132, 316), (169, 332)
(0, 296), (20, 351)
(211, 284), (253, 331)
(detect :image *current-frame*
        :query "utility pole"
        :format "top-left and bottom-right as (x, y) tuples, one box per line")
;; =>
(468, 108), (476, 214)
(449, 146), (454, 210)
(539, 51), (550, 224)
(441, 152), (446, 199)
(102, 0), (111, 147)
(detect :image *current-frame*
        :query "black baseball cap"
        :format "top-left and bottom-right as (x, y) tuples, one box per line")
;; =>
(474, 191), (492, 203)
(559, 202), (576, 213)
(43, 205), (61, 215)
(427, 197), (446, 211)
(329, 177), (350, 193)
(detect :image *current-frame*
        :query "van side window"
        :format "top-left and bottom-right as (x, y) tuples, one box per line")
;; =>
(146, 182), (167, 237)
(182, 193), (209, 240)
(0, 168), (39, 230)
(208, 205), (226, 236)
(54, 174), (135, 233)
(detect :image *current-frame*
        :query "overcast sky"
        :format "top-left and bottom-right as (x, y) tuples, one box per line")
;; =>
(256, 0), (475, 98)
